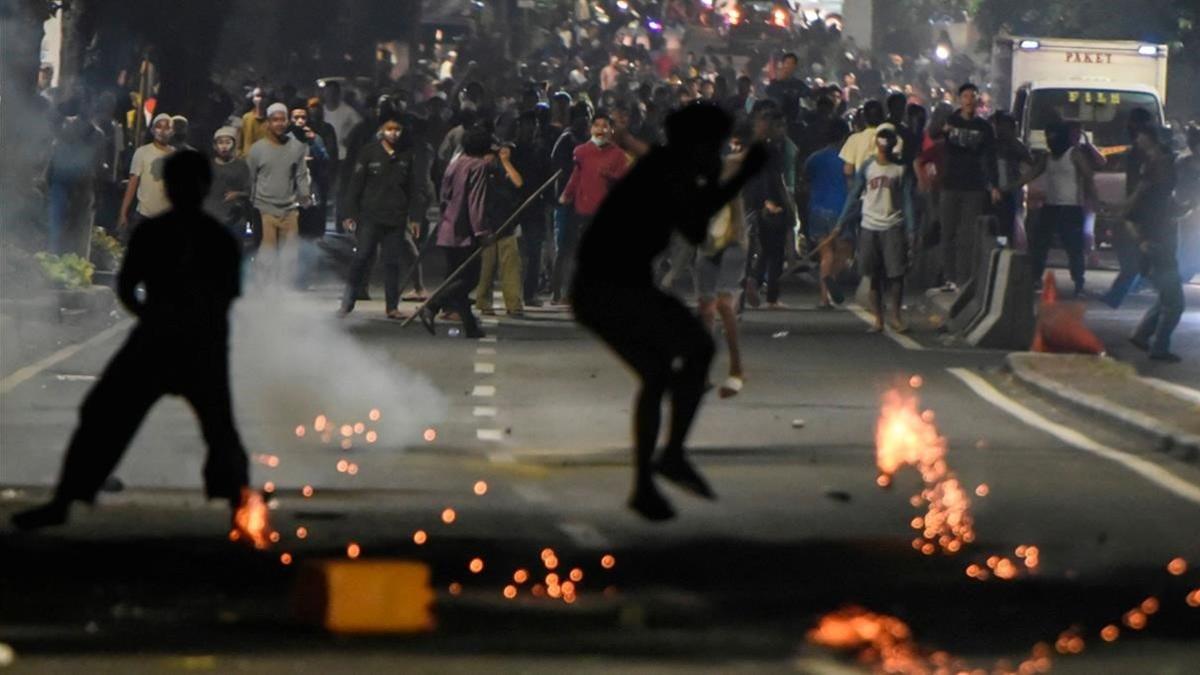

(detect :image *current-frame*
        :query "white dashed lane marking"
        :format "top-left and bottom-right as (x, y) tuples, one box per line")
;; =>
(472, 385), (496, 397)
(557, 521), (612, 549)
(473, 406), (497, 417)
(476, 428), (505, 442)
(474, 362), (495, 374)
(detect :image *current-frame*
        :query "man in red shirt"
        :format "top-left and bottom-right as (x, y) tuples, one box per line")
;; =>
(550, 113), (629, 303)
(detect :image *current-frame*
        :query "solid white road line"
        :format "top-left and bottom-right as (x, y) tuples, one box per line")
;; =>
(471, 385), (496, 397)
(557, 521), (612, 549)
(846, 303), (925, 351)
(474, 362), (495, 374)
(947, 367), (1200, 506)
(1143, 377), (1200, 406)
(473, 406), (498, 418)
(0, 320), (132, 396)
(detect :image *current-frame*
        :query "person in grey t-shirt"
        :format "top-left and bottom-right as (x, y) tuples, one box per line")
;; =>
(246, 102), (311, 283)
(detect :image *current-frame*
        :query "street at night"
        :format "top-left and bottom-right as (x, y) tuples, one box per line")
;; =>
(2, 0), (1199, 672)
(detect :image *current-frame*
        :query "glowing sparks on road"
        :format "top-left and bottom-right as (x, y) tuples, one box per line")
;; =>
(337, 459), (349, 473)
(441, 508), (457, 524)
(295, 526), (308, 539)
(294, 425), (306, 438)
(1055, 630), (1085, 655)
(1168, 557), (1188, 575)
(423, 428), (437, 442)
(448, 582), (462, 596)
(875, 388), (975, 556)
(544, 555), (559, 570)
(263, 481), (275, 493)
(473, 480), (488, 495)
(1101, 624), (1120, 641)
(1123, 609), (1147, 630)
(347, 463), (359, 475)
(908, 375), (923, 389)
(569, 568), (584, 582)
(301, 485), (314, 498)
(280, 552), (293, 565)
(974, 483), (989, 497)
(353, 422), (365, 434)
(346, 542), (361, 559)
(1186, 589), (1200, 607)
(412, 530), (428, 545)
(340, 438), (353, 450)
(807, 606), (920, 672)
(314, 415), (327, 431)
(365, 431), (378, 443)
(601, 554), (616, 569)
(340, 424), (353, 438)
(514, 569), (529, 583)
(232, 488), (272, 550)
(369, 408), (381, 421)
(503, 584), (518, 599)
(469, 557), (484, 573)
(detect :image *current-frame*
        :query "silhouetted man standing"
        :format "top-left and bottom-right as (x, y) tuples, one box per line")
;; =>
(13, 151), (267, 547)
(571, 104), (765, 521)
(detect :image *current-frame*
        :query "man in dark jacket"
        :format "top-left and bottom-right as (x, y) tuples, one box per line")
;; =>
(338, 113), (430, 319)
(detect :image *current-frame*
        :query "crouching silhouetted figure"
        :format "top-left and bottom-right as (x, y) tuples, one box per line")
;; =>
(14, 151), (268, 546)
(570, 104), (766, 520)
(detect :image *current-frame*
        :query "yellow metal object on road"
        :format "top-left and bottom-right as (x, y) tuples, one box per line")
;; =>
(293, 560), (435, 633)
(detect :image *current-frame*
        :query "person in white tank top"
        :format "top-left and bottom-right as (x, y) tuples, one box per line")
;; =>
(1017, 122), (1097, 294)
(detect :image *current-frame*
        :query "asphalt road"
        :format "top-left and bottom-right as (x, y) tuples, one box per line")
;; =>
(2, 276), (1199, 673)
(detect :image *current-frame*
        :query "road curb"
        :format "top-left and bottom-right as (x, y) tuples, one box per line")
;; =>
(1005, 352), (1200, 461)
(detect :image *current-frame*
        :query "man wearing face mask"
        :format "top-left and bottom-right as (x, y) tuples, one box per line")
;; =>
(338, 113), (429, 319)
(553, 112), (629, 304)
(118, 113), (176, 240)
(203, 126), (251, 246)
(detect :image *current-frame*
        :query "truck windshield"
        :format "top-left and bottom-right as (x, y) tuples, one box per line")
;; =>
(1027, 88), (1160, 148)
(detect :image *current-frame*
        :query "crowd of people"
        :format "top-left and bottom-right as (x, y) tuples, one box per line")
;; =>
(33, 14), (1198, 363)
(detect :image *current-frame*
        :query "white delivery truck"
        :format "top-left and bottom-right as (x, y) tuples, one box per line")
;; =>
(991, 36), (1169, 247)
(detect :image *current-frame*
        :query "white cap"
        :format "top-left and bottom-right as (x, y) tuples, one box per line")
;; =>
(266, 102), (288, 118)
(213, 126), (238, 141)
(151, 113), (172, 128)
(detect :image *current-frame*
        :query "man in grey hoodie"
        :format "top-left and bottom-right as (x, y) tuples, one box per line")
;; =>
(247, 102), (311, 283)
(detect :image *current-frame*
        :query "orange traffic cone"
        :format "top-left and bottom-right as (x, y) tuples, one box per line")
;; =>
(1032, 271), (1105, 354)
